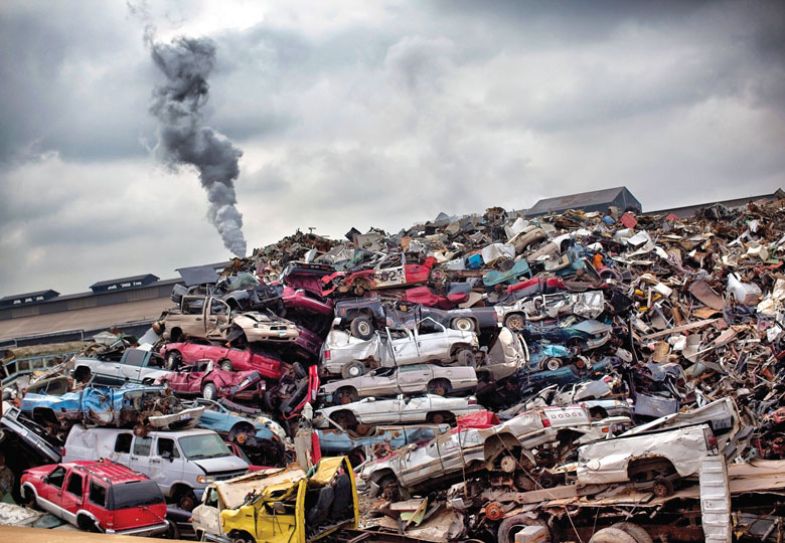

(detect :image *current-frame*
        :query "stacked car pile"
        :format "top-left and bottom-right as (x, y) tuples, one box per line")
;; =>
(3, 197), (785, 541)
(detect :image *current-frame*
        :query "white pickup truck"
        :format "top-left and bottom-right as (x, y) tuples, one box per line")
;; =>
(362, 405), (629, 499)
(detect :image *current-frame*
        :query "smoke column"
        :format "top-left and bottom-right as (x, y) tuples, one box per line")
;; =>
(148, 35), (247, 257)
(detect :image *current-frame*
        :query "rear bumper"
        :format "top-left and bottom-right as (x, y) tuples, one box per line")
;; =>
(108, 521), (170, 536)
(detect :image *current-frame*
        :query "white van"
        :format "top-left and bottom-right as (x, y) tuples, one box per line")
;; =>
(63, 425), (248, 510)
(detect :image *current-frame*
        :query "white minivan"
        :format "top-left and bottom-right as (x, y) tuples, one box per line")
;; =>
(63, 424), (248, 510)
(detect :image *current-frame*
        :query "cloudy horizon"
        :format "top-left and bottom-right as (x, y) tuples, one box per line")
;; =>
(1, 0), (784, 296)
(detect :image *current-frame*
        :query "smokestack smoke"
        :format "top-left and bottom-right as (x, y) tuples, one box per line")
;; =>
(148, 35), (247, 257)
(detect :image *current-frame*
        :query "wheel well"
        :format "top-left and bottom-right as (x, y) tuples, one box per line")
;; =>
(337, 385), (357, 395)
(371, 468), (396, 485)
(627, 456), (677, 482)
(483, 433), (521, 465)
(170, 327), (183, 340)
(450, 343), (471, 355)
(76, 513), (97, 531)
(170, 483), (193, 500)
(228, 530), (255, 543)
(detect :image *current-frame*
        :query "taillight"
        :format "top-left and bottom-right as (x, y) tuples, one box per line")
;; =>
(60, 447), (66, 457)
(468, 397), (477, 405)
(324, 350), (331, 361)
(541, 416), (551, 428)
(704, 427), (719, 450)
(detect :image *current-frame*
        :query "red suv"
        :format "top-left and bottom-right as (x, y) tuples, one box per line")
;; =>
(21, 460), (168, 536)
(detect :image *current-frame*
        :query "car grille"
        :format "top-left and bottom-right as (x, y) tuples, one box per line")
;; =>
(213, 470), (247, 481)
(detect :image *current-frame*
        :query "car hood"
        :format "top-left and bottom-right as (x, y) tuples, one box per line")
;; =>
(193, 454), (249, 473)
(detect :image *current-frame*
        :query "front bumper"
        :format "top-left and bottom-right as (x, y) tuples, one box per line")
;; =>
(108, 521), (170, 536)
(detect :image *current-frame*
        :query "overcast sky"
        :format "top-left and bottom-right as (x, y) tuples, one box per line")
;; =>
(1, 0), (784, 296)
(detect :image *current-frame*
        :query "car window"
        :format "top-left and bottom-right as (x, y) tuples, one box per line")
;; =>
(123, 350), (146, 367)
(133, 436), (152, 456)
(397, 365), (424, 373)
(147, 354), (165, 369)
(46, 466), (66, 488)
(66, 473), (83, 497)
(115, 434), (133, 453)
(417, 318), (443, 335)
(374, 368), (396, 377)
(157, 437), (180, 459)
(89, 481), (107, 507)
(183, 297), (205, 315)
(210, 299), (229, 316)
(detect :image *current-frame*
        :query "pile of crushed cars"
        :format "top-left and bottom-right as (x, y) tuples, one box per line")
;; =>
(3, 198), (785, 542)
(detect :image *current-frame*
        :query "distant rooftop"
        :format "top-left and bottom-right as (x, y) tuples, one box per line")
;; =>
(526, 186), (642, 217)
(0, 289), (60, 308)
(89, 274), (159, 293)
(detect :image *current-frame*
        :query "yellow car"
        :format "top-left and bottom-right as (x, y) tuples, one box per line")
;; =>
(212, 457), (358, 543)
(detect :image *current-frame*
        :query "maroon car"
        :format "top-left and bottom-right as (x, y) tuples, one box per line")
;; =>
(159, 342), (284, 380)
(157, 361), (264, 401)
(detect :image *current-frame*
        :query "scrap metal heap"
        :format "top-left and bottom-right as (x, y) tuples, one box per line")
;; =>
(3, 197), (785, 542)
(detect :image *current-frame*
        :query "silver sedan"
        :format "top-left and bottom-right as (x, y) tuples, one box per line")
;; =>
(319, 364), (478, 405)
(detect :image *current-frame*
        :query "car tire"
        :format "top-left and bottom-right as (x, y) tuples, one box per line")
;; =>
(497, 515), (552, 543)
(377, 475), (401, 502)
(202, 382), (218, 401)
(21, 486), (37, 509)
(219, 360), (233, 372)
(335, 387), (359, 405)
(543, 357), (562, 371)
(611, 523), (654, 543)
(166, 351), (182, 370)
(588, 527), (638, 543)
(504, 313), (526, 331)
(427, 379), (452, 396)
(341, 361), (366, 379)
(350, 317), (375, 340)
(452, 317), (475, 332)
(177, 490), (197, 512)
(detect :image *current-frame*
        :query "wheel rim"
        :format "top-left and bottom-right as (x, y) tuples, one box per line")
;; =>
(546, 358), (561, 371)
(506, 315), (524, 330)
(204, 385), (216, 400)
(357, 321), (371, 335)
(221, 361), (232, 371)
(455, 319), (473, 331)
(348, 365), (361, 377)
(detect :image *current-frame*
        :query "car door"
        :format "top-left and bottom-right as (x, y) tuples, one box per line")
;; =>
(389, 329), (419, 365)
(60, 471), (84, 522)
(150, 436), (185, 496)
(38, 465), (67, 516)
(397, 437), (445, 487)
(360, 368), (398, 397)
(128, 435), (153, 479)
(118, 349), (147, 383)
(108, 432), (133, 466)
(400, 396), (432, 423)
(396, 365), (434, 395)
(179, 296), (208, 338)
(206, 298), (231, 339)
(415, 318), (450, 362)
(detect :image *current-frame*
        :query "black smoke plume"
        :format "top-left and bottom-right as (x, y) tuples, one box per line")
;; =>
(148, 35), (247, 256)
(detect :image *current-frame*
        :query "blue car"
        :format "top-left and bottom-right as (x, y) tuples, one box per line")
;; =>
(516, 356), (617, 396)
(317, 424), (448, 465)
(189, 398), (286, 466)
(21, 384), (202, 431)
(528, 342), (576, 371)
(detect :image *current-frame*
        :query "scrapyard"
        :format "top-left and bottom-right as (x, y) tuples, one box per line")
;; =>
(3, 195), (785, 543)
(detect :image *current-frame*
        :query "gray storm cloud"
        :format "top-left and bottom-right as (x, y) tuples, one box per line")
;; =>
(148, 35), (247, 257)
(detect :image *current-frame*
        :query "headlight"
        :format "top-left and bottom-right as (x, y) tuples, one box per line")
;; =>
(196, 475), (214, 484)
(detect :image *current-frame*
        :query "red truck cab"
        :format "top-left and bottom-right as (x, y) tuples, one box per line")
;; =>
(21, 459), (168, 536)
